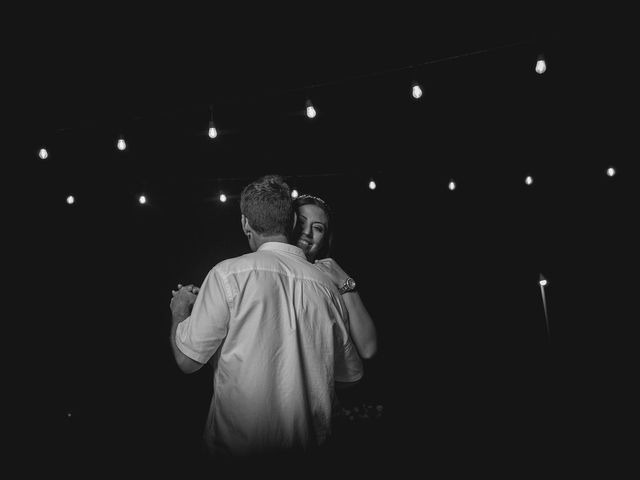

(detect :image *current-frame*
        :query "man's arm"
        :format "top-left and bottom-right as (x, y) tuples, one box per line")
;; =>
(170, 288), (205, 374)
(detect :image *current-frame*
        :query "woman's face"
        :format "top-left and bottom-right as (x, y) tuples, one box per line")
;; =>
(295, 203), (329, 262)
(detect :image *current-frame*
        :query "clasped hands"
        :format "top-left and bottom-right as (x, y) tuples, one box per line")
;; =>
(170, 283), (200, 316)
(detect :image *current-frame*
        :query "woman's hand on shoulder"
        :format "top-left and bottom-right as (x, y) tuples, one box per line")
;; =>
(314, 258), (349, 288)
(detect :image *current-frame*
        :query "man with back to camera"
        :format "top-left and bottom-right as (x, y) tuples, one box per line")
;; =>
(169, 174), (363, 460)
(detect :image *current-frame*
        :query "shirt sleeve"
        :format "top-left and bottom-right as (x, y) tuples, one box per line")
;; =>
(175, 267), (232, 364)
(333, 296), (364, 383)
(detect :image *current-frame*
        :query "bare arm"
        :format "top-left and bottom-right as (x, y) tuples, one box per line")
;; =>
(340, 290), (377, 359)
(314, 259), (378, 359)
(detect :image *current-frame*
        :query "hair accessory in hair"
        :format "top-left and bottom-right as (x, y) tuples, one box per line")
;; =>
(297, 194), (328, 206)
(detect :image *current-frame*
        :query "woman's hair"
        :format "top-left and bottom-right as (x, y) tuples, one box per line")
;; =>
(293, 194), (334, 260)
(240, 174), (295, 237)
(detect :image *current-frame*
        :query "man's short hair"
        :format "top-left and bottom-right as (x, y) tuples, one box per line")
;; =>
(240, 174), (295, 236)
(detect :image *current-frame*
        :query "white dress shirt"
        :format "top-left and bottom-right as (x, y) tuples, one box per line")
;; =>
(175, 242), (363, 456)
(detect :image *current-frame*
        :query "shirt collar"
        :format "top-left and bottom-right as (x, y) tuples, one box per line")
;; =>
(258, 241), (307, 260)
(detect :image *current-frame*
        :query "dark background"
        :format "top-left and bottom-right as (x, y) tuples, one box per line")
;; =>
(12, 6), (637, 475)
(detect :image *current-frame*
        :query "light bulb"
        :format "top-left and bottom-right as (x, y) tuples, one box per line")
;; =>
(219, 194), (227, 203)
(66, 195), (75, 205)
(38, 148), (48, 160)
(525, 175), (533, 185)
(448, 180), (456, 191)
(138, 195), (147, 204)
(606, 167), (616, 177)
(368, 180), (376, 190)
(117, 137), (127, 151)
(535, 57), (546, 75)
(291, 189), (299, 199)
(306, 105), (316, 118)
(411, 84), (422, 99)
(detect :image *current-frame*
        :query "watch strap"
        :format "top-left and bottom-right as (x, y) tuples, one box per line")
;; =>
(339, 277), (356, 294)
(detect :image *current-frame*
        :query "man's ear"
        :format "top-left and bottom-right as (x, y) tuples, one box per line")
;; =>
(241, 214), (251, 237)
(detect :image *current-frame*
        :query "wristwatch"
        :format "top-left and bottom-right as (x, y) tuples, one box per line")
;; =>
(338, 277), (357, 294)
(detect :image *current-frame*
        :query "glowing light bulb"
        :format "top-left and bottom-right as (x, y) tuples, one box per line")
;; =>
(66, 195), (75, 205)
(448, 180), (456, 191)
(117, 137), (127, 151)
(606, 167), (616, 177)
(525, 175), (533, 185)
(411, 84), (422, 99)
(535, 55), (547, 74)
(368, 180), (376, 190)
(306, 105), (316, 118)
(138, 195), (147, 204)
(539, 279), (548, 286)
(291, 189), (299, 199)
(38, 148), (48, 159)
(219, 193), (227, 203)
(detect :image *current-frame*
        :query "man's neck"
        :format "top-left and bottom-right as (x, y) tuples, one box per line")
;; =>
(253, 234), (289, 250)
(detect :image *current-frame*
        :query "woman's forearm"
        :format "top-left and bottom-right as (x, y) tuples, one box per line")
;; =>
(342, 291), (378, 359)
